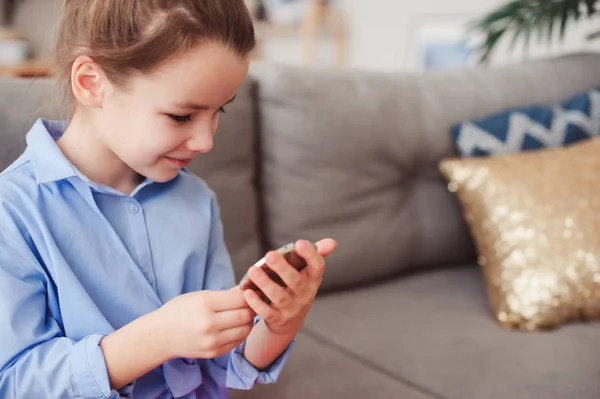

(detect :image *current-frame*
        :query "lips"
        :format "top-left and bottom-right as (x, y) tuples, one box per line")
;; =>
(165, 157), (192, 168)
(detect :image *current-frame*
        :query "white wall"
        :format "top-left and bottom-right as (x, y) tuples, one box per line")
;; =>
(12, 0), (600, 72)
(13, 0), (63, 58)
(261, 0), (600, 72)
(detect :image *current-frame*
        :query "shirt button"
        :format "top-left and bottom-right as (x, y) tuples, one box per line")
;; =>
(129, 204), (140, 214)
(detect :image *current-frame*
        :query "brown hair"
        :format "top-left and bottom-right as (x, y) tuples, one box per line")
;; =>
(53, 0), (255, 116)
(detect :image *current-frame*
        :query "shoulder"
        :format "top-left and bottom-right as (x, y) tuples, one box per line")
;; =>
(0, 153), (38, 212)
(0, 157), (46, 275)
(0, 149), (34, 181)
(0, 153), (41, 239)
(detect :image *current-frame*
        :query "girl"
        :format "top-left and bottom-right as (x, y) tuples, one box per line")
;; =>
(0, 1), (337, 398)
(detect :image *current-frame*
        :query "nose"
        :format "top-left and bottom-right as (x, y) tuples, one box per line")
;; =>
(185, 126), (214, 154)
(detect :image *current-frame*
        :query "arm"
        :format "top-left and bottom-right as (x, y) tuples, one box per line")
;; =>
(100, 291), (254, 391)
(0, 236), (255, 396)
(241, 239), (338, 370)
(99, 311), (171, 390)
(0, 240), (125, 399)
(243, 320), (297, 370)
(201, 193), (296, 389)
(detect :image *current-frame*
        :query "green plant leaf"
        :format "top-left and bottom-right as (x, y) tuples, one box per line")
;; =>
(468, 1), (520, 31)
(534, 7), (546, 42)
(470, 0), (599, 63)
(480, 29), (506, 63)
(559, 2), (571, 40)
(509, 16), (527, 49)
(547, 6), (556, 41)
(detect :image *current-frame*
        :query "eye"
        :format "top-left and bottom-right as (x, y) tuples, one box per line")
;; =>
(218, 106), (227, 114)
(168, 114), (192, 123)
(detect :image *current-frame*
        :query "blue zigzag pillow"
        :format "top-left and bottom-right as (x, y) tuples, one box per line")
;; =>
(451, 87), (600, 156)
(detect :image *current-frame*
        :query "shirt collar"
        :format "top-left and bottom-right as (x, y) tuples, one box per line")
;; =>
(27, 118), (79, 184)
(27, 118), (165, 193)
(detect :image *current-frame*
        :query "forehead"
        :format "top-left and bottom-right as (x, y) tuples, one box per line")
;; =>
(133, 42), (250, 105)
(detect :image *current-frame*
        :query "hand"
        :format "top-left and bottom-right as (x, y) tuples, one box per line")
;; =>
(156, 287), (256, 360)
(242, 238), (337, 336)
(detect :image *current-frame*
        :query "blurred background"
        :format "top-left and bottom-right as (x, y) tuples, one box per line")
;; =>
(1, 3), (600, 398)
(1, 0), (600, 76)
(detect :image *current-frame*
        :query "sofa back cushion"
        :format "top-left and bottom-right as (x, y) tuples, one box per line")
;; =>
(0, 77), (261, 280)
(251, 54), (600, 292)
(0, 78), (57, 171)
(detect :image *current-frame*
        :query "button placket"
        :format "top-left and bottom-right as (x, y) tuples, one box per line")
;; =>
(125, 199), (157, 290)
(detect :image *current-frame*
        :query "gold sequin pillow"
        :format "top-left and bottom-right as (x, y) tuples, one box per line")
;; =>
(439, 137), (600, 330)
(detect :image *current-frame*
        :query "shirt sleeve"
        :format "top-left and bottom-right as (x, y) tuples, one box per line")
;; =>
(0, 239), (124, 399)
(202, 193), (295, 389)
(205, 329), (296, 390)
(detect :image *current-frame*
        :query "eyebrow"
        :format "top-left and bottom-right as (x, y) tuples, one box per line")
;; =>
(174, 94), (237, 111)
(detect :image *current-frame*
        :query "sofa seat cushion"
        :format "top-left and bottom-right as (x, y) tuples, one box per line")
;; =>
(303, 265), (600, 399)
(230, 331), (437, 399)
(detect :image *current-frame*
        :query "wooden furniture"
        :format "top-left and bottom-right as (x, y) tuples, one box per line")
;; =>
(253, 0), (348, 67)
(300, 0), (347, 66)
(0, 59), (51, 78)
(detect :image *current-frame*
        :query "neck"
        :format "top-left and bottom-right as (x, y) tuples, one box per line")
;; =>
(57, 113), (142, 194)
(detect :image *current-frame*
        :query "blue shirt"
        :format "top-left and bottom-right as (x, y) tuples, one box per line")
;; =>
(0, 119), (293, 398)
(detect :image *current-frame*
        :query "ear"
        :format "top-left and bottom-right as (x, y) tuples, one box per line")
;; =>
(70, 55), (106, 109)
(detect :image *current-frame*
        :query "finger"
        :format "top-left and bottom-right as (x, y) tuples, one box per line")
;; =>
(204, 288), (249, 312)
(243, 289), (280, 323)
(217, 323), (253, 348)
(295, 239), (326, 281)
(315, 238), (338, 257)
(214, 308), (256, 331)
(248, 266), (293, 308)
(264, 251), (305, 295)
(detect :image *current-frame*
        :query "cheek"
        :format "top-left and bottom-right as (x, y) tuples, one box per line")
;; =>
(100, 95), (191, 160)
(101, 100), (143, 142)
(144, 122), (191, 158)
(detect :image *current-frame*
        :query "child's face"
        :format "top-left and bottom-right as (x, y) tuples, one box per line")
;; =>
(96, 42), (250, 183)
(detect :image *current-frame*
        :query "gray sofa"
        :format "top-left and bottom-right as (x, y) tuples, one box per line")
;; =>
(2, 53), (600, 399)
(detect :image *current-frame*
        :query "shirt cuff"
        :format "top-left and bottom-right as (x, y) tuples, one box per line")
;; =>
(71, 334), (133, 399)
(226, 336), (296, 390)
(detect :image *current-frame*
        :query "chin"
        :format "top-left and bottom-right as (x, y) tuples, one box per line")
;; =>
(142, 167), (181, 183)
(151, 172), (180, 183)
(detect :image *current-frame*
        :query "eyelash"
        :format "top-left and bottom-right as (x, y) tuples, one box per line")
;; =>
(168, 114), (192, 123)
(168, 107), (227, 124)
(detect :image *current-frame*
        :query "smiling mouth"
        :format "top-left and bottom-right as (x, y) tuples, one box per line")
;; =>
(164, 157), (192, 168)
